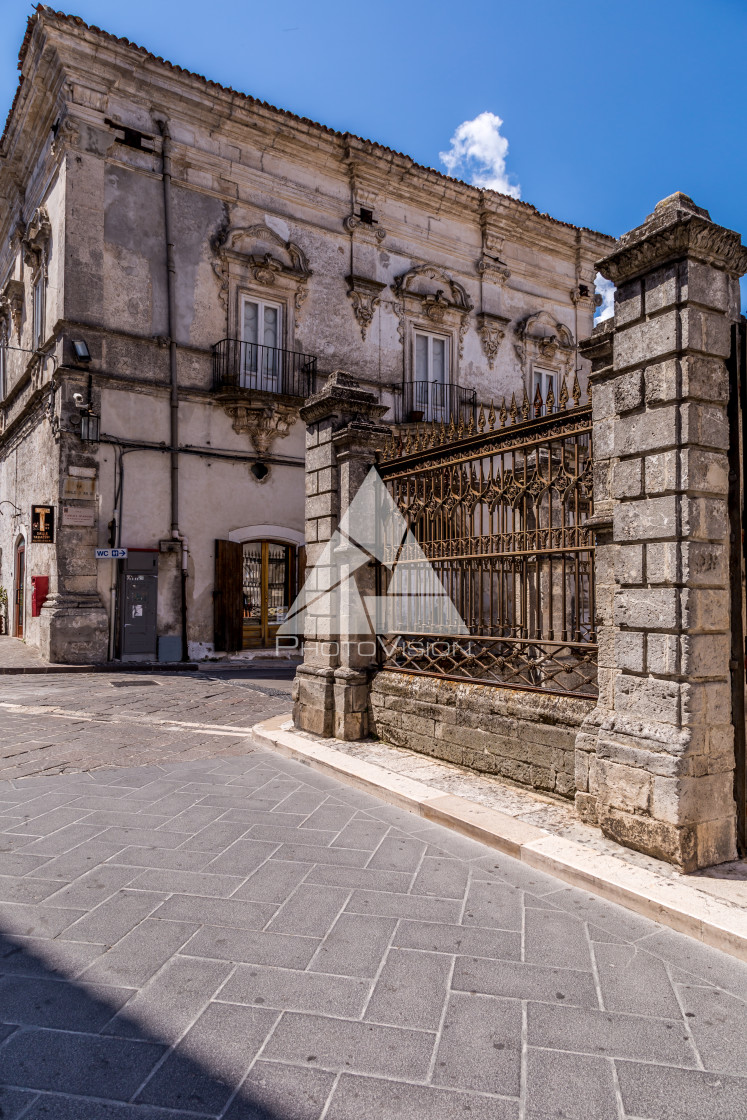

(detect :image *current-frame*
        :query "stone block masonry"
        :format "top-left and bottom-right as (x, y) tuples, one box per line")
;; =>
(576, 192), (747, 871)
(370, 672), (594, 800)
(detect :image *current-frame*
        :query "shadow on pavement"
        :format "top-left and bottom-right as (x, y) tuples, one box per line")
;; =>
(0, 930), (321, 1119)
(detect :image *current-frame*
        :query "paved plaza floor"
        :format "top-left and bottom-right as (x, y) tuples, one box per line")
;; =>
(1, 673), (747, 1118)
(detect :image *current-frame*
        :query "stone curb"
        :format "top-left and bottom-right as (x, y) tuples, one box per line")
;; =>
(253, 715), (747, 964)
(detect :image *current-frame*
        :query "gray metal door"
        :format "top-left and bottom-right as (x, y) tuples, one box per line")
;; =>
(120, 551), (158, 660)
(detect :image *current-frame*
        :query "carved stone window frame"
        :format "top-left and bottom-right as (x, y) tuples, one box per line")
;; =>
(0, 319), (7, 401)
(234, 287), (289, 352)
(514, 310), (576, 401)
(392, 264), (473, 384)
(213, 223), (312, 341)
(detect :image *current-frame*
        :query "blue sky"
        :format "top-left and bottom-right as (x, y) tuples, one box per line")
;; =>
(2, 0), (746, 304)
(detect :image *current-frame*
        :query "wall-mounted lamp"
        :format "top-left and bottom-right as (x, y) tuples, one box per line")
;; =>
(0, 500), (22, 517)
(80, 410), (100, 442)
(72, 339), (91, 362)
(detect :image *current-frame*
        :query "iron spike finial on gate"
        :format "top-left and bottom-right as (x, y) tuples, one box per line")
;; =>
(488, 400), (496, 429)
(521, 386), (530, 422)
(499, 398), (507, 428)
(404, 428), (412, 454)
(559, 377), (569, 410)
(440, 419), (447, 444)
(448, 416), (456, 440)
(478, 404), (486, 432)
(546, 381), (555, 414)
(572, 370), (581, 407)
(467, 411), (475, 436)
(430, 418), (437, 447)
(509, 393), (518, 425)
(457, 414), (465, 439)
(533, 383), (543, 418)
(586, 377), (593, 407)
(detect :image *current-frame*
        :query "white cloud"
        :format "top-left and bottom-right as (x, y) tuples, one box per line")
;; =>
(594, 272), (615, 322)
(439, 112), (520, 199)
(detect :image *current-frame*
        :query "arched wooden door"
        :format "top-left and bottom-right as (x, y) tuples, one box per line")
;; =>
(242, 541), (302, 648)
(14, 539), (25, 638)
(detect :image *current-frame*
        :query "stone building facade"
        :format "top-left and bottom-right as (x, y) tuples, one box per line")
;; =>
(0, 8), (610, 663)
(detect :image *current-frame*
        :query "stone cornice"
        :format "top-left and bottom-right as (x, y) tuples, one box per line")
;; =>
(300, 371), (388, 426)
(598, 193), (747, 283)
(3, 9), (614, 253)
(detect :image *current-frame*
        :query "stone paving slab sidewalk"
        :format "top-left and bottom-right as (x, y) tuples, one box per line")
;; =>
(254, 718), (747, 964)
(2, 742), (747, 1118)
(0, 637), (200, 674)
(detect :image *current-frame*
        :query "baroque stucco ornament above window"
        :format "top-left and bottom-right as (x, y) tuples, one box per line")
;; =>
(22, 208), (51, 272)
(346, 275), (386, 340)
(0, 279), (24, 340)
(391, 265), (474, 357)
(514, 310), (575, 375)
(211, 222), (312, 316)
(476, 312), (510, 369)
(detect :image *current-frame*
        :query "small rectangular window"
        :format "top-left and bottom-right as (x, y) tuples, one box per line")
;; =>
(533, 368), (556, 414)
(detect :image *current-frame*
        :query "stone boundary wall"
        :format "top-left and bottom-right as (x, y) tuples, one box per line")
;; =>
(369, 670), (594, 800)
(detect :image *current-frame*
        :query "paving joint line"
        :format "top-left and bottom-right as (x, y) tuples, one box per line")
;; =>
(253, 716), (747, 964)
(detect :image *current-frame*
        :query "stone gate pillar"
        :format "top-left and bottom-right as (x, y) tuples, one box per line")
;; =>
(293, 371), (389, 739)
(576, 193), (747, 871)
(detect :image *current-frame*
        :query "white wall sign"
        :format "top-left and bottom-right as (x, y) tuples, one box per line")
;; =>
(95, 548), (128, 559)
(62, 505), (96, 527)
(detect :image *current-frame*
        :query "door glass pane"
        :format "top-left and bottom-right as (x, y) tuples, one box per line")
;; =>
(267, 544), (289, 624)
(242, 544), (262, 624)
(263, 306), (279, 348)
(415, 334), (428, 380)
(261, 306), (280, 390)
(432, 338), (446, 383)
(242, 300), (259, 344)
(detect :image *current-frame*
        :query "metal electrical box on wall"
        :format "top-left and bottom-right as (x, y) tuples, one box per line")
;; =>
(30, 576), (49, 617)
(119, 551), (158, 661)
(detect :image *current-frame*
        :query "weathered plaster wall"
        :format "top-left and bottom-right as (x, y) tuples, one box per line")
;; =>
(0, 8), (612, 659)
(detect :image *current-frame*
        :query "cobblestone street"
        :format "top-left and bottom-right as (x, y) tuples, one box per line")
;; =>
(0, 671), (747, 1119)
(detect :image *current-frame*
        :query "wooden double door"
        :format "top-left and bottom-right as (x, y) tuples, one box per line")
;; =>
(215, 538), (303, 651)
(14, 540), (25, 638)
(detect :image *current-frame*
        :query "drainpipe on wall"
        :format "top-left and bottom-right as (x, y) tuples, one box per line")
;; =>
(157, 117), (189, 661)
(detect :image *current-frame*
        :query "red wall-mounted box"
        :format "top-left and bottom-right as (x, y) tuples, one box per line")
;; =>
(31, 575), (49, 617)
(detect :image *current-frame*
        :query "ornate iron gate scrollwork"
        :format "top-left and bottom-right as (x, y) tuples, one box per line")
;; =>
(377, 378), (598, 698)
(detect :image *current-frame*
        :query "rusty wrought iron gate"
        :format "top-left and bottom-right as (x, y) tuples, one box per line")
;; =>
(727, 319), (747, 854)
(377, 377), (597, 698)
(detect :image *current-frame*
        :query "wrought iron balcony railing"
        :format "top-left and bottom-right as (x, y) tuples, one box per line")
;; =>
(212, 339), (318, 399)
(398, 380), (477, 426)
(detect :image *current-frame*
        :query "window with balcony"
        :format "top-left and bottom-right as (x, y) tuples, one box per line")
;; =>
(0, 326), (6, 400)
(412, 330), (449, 421)
(239, 296), (284, 393)
(32, 274), (45, 351)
